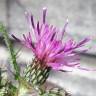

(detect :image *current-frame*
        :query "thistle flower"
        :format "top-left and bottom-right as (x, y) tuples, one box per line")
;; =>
(12, 7), (89, 71)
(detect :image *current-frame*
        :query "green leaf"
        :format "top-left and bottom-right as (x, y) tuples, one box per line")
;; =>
(0, 68), (2, 87)
(6, 82), (17, 96)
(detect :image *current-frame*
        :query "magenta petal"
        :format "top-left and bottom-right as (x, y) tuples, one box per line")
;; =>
(61, 19), (68, 40)
(13, 8), (90, 72)
(76, 38), (90, 48)
(42, 7), (47, 23)
(11, 34), (21, 42)
(31, 15), (35, 29)
(47, 63), (62, 70)
(37, 21), (40, 35)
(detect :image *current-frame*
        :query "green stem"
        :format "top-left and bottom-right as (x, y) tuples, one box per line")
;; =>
(0, 23), (20, 80)
(18, 77), (33, 96)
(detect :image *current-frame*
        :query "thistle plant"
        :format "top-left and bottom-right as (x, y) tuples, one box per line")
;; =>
(0, 7), (90, 96)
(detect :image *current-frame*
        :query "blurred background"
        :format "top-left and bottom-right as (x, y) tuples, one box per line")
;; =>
(0, 0), (96, 96)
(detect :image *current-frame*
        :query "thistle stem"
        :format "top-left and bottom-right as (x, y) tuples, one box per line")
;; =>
(0, 23), (20, 80)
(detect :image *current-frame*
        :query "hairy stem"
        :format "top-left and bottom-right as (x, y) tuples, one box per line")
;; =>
(0, 23), (20, 80)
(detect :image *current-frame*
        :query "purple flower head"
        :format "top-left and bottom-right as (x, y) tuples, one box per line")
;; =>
(12, 8), (90, 71)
